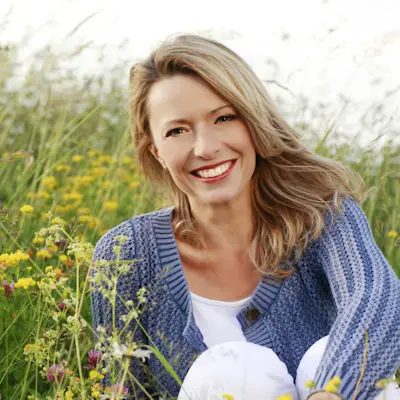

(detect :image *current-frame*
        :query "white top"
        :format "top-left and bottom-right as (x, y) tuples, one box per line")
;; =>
(190, 291), (252, 348)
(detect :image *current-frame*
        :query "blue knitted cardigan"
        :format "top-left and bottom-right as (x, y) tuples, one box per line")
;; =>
(90, 197), (400, 399)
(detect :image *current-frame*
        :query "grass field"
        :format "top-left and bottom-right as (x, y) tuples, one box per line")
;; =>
(0, 43), (399, 399)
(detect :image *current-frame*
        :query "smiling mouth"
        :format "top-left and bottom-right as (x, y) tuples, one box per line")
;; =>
(191, 160), (234, 178)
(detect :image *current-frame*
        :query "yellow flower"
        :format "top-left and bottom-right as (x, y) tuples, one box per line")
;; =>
(98, 155), (112, 163)
(65, 390), (74, 400)
(51, 217), (66, 226)
(36, 249), (52, 259)
(88, 149), (100, 158)
(129, 181), (140, 190)
(324, 376), (341, 392)
(42, 176), (58, 191)
(0, 250), (30, 269)
(387, 230), (398, 238)
(24, 344), (32, 353)
(59, 254), (68, 263)
(305, 380), (317, 389)
(45, 266), (53, 273)
(89, 370), (104, 380)
(103, 201), (118, 211)
(32, 237), (45, 245)
(91, 167), (109, 177)
(63, 191), (84, 202)
(72, 155), (84, 163)
(15, 277), (36, 289)
(71, 175), (95, 187)
(55, 164), (71, 172)
(20, 205), (34, 214)
(100, 179), (113, 189)
(91, 388), (101, 399)
(276, 394), (293, 400)
(222, 395), (234, 400)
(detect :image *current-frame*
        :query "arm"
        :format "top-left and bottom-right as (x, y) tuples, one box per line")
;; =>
(310, 197), (400, 400)
(90, 220), (154, 398)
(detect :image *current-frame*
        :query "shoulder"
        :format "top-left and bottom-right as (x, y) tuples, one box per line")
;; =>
(93, 207), (174, 261)
(320, 196), (368, 236)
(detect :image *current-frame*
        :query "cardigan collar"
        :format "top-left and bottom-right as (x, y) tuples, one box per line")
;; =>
(151, 206), (284, 350)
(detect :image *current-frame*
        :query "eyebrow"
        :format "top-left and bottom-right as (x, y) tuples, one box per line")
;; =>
(161, 104), (233, 131)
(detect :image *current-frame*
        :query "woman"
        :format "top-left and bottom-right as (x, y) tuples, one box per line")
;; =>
(90, 34), (400, 399)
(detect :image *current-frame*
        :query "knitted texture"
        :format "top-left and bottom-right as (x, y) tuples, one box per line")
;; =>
(90, 197), (400, 399)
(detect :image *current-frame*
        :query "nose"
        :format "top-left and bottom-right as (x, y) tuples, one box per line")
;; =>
(193, 126), (220, 159)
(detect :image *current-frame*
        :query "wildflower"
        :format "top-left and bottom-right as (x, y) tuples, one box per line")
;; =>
(55, 164), (71, 172)
(32, 237), (45, 245)
(54, 267), (63, 278)
(87, 349), (102, 369)
(98, 155), (112, 163)
(20, 205), (34, 214)
(129, 181), (140, 190)
(103, 384), (129, 399)
(387, 230), (398, 238)
(55, 239), (68, 251)
(72, 155), (83, 162)
(376, 378), (390, 389)
(65, 390), (74, 400)
(45, 266), (53, 273)
(324, 376), (341, 392)
(305, 380), (317, 389)
(0, 250), (30, 269)
(276, 394), (293, 400)
(77, 207), (90, 215)
(58, 301), (66, 311)
(89, 370), (104, 380)
(42, 176), (58, 190)
(2, 280), (15, 296)
(222, 395), (234, 400)
(71, 175), (95, 187)
(36, 249), (52, 259)
(14, 277), (36, 290)
(103, 201), (118, 211)
(63, 191), (84, 202)
(46, 364), (63, 382)
(51, 217), (66, 227)
(91, 167), (109, 177)
(59, 254), (68, 263)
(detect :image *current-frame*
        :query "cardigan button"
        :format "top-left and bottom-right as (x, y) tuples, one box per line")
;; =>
(246, 307), (261, 322)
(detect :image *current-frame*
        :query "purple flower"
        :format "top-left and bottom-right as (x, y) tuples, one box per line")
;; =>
(2, 280), (15, 297)
(87, 349), (102, 369)
(46, 364), (63, 382)
(57, 301), (66, 311)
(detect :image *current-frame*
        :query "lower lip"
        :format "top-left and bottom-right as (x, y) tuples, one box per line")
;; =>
(191, 160), (237, 183)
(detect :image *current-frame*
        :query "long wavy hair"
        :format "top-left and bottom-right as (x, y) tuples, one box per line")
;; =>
(128, 33), (365, 279)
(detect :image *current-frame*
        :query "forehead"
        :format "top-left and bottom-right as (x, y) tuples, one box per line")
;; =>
(147, 75), (228, 121)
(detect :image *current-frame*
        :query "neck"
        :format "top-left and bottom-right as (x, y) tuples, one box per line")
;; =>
(189, 196), (254, 255)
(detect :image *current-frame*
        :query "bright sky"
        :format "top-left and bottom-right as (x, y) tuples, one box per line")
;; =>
(1, 0), (399, 148)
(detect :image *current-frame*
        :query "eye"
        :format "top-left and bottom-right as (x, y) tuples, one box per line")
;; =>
(216, 114), (237, 123)
(165, 127), (187, 138)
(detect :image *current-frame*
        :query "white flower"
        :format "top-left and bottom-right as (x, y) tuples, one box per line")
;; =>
(130, 348), (152, 362)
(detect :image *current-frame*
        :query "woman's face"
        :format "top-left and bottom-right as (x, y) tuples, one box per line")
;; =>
(147, 74), (256, 208)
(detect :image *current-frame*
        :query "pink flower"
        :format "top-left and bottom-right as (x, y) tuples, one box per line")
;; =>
(2, 280), (15, 297)
(57, 301), (66, 311)
(112, 383), (129, 395)
(46, 364), (63, 382)
(87, 349), (102, 369)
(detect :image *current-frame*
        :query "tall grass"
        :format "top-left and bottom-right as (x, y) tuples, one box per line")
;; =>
(0, 40), (399, 399)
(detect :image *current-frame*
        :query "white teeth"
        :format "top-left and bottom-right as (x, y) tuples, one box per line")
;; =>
(196, 161), (232, 178)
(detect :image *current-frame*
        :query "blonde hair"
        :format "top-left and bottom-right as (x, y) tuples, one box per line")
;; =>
(129, 33), (365, 279)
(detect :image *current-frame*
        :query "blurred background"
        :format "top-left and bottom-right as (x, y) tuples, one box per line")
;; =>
(1, 0), (399, 149)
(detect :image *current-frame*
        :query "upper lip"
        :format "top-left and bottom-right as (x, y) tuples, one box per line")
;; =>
(191, 159), (235, 173)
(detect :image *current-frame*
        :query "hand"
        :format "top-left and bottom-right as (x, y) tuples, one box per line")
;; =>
(307, 391), (343, 400)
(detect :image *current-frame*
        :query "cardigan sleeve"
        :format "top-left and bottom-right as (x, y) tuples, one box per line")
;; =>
(311, 197), (400, 400)
(90, 219), (155, 398)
